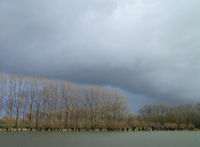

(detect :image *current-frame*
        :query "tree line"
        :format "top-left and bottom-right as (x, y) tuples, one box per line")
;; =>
(135, 103), (199, 130)
(0, 72), (199, 131)
(0, 72), (130, 131)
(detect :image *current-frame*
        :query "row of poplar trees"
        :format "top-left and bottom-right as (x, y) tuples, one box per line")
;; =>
(0, 72), (130, 130)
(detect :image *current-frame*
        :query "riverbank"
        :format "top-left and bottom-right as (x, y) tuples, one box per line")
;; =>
(0, 128), (199, 131)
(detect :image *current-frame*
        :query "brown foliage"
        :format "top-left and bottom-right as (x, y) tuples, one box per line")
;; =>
(171, 123), (178, 129)
(97, 120), (106, 128)
(118, 121), (128, 128)
(148, 122), (156, 128)
(187, 122), (195, 130)
(48, 119), (58, 129)
(130, 120), (140, 127)
(154, 122), (161, 129)
(107, 120), (118, 129)
(4, 117), (16, 129)
(163, 123), (171, 129)
(77, 120), (84, 129)
(85, 120), (92, 129)
(140, 121), (148, 127)
(163, 123), (178, 130)
(148, 122), (161, 130)
(179, 124), (187, 129)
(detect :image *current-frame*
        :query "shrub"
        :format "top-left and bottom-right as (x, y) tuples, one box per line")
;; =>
(97, 120), (106, 129)
(187, 122), (195, 130)
(179, 124), (187, 130)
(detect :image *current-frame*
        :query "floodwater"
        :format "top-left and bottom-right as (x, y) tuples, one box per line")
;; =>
(0, 131), (200, 147)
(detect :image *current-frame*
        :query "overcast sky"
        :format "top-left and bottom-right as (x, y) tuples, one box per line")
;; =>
(0, 0), (200, 113)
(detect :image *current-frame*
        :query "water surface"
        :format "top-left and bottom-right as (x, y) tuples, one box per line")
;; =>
(0, 131), (199, 147)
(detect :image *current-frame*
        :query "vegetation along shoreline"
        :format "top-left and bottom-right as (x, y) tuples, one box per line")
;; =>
(0, 72), (199, 132)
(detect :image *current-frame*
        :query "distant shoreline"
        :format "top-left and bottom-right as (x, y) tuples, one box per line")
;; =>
(0, 128), (199, 132)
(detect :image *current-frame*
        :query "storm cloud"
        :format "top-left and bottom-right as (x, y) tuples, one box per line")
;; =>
(1, 0), (200, 113)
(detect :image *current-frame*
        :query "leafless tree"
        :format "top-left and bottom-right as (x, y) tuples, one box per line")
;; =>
(82, 85), (90, 130)
(88, 85), (99, 129)
(28, 76), (38, 130)
(21, 76), (29, 129)
(5, 74), (17, 130)
(0, 73), (132, 131)
(64, 81), (73, 129)
(14, 74), (24, 130)
(0, 72), (7, 116)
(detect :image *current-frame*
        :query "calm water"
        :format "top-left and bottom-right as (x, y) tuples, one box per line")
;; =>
(0, 131), (200, 147)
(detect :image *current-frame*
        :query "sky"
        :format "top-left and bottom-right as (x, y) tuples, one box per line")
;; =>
(0, 0), (200, 114)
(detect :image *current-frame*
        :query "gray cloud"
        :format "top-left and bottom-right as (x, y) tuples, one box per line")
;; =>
(1, 0), (200, 113)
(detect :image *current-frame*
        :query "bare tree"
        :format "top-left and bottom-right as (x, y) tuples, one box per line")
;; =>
(5, 74), (18, 130)
(88, 85), (99, 129)
(28, 76), (38, 130)
(35, 77), (47, 130)
(58, 80), (65, 130)
(21, 76), (29, 129)
(62, 80), (72, 129)
(74, 84), (82, 130)
(46, 79), (56, 130)
(52, 80), (59, 129)
(98, 87), (107, 121)
(14, 74), (24, 130)
(0, 72), (7, 116)
(104, 89), (112, 121)
(82, 85), (90, 130)
(0, 73), (132, 131)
